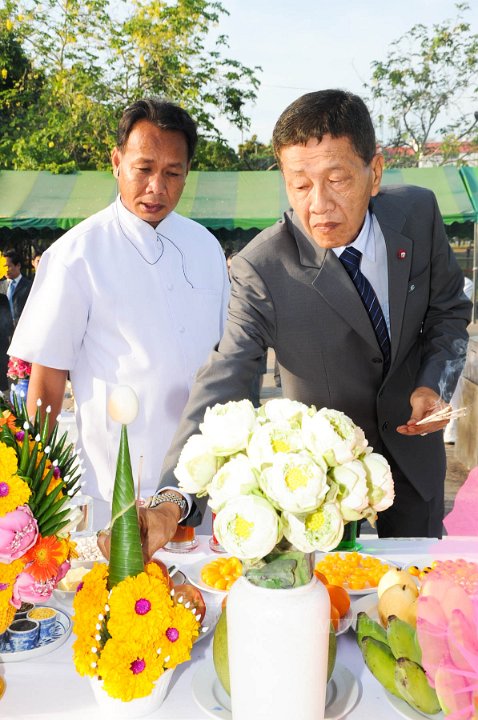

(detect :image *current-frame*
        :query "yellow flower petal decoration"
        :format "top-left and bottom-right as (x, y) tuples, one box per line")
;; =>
(0, 474), (30, 516)
(107, 572), (172, 643)
(97, 637), (164, 701)
(0, 256), (7, 280)
(162, 603), (200, 669)
(0, 443), (18, 481)
(0, 558), (26, 632)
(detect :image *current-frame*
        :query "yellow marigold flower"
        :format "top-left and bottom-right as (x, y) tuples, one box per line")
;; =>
(98, 637), (164, 701)
(72, 563), (108, 629)
(0, 474), (30, 516)
(0, 558), (26, 632)
(162, 603), (199, 669)
(0, 443), (18, 481)
(72, 634), (101, 677)
(108, 572), (172, 643)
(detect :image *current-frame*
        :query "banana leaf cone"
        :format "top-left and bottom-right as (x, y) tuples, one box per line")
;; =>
(107, 424), (144, 589)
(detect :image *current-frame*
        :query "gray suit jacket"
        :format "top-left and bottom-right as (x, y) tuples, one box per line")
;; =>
(160, 185), (472, 523)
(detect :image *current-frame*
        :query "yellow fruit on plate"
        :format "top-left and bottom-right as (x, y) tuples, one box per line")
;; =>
(377, 567), (417, 599)
(378, 583), (419, 628)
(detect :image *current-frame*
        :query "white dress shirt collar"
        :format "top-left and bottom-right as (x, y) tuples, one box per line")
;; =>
(332, 211), (375, 260)
(116, 196), (175, 265)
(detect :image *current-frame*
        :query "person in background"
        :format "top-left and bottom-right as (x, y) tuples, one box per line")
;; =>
(9, 97), (230, 532)
(130, 88), (471, 558)
(1, 250), (33, 327)
(31, 249), (43, 272)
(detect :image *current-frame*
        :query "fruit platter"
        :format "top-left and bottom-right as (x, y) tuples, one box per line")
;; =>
(1, 536), (477, 720)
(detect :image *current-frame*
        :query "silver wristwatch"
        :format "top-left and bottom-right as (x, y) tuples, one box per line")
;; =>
(149, 491), (187, 519)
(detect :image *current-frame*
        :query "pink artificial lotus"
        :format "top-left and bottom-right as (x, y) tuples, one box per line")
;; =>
(0, 505), (38, 561)
(417, 563), (478, 720)
(11, 568), (55, 607)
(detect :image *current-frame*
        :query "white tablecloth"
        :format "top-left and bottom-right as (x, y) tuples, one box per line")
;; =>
(1, 536), (477, 720)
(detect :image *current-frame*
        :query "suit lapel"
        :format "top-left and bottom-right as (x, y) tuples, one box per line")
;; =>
(289, 212), (382, 352)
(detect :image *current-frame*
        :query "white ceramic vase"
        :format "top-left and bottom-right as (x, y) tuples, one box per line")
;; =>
(227, 574), (330, 720)
(89, 667), (174, 718)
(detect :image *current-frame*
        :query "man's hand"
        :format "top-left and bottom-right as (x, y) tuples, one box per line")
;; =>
(396, 386), (450, 436)
(97, 501), (180, 563)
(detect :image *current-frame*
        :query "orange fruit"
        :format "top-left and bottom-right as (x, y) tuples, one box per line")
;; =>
(314, 570), (328, 584)
(325, 584), (351, 618)
(330, 604), (340, 631)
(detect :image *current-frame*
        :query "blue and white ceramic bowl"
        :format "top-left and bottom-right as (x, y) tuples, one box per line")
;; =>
(6, 619), (40, 651)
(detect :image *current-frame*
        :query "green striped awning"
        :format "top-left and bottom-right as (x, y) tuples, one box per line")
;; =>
(0, 166), (475, 231)
(460, 166), (478, 218)
(381, 166), (476, 224)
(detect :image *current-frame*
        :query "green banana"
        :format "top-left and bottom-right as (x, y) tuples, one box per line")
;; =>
(361, 636), (403, 699)
(387, 615), (422, 664)
(356, 611), (388, 647)
(394, 658), (441, 715)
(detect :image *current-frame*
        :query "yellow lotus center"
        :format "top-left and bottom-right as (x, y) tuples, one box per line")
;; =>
(285, 467), (308, 491)
(305, 510), (324, 532)
(233, 516), (254, 539)
(271, 438), (290, 453)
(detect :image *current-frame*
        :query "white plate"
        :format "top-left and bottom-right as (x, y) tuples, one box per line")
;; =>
(386, 691), (444, 720)
(0, 608), (72, 663)
(183, 558), (241, 596)
(336, 606), (354, 636)
(350, 593), (380, 631)
(192, 659), (360, 720)
(196, 603), (221, 644)
(315, 552), (398, 595)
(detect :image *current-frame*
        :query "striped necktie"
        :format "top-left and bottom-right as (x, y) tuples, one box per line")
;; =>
(339, 246), (391, 375)
(7, 278), (17, 315)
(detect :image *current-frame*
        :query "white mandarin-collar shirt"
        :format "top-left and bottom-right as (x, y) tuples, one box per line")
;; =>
(333, 210), (390, 334)
(10, 197), (230, 502)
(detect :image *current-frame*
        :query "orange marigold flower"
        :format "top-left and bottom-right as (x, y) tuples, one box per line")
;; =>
(0, 411), (19, 433)
(23, 535), (64, 581)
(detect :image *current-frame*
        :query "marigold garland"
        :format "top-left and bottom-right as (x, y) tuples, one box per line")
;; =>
(72, 562), (201, 701)
(0, 474), (31, 516)
(0, 444), (19, 486)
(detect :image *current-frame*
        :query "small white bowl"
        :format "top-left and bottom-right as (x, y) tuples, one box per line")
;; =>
(53, 560), (104, 609)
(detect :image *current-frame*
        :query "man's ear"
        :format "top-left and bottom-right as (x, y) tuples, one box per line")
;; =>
(370, 153), (384, 197)
(111, 147), (121, 178)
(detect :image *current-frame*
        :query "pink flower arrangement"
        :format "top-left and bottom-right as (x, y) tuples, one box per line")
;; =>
(0, 505), (38, 562)
(7, 357), (32, 381)
(416, 559), (478, 720)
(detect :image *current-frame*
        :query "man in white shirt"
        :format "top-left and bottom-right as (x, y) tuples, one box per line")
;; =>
(10, 98), (230, 534)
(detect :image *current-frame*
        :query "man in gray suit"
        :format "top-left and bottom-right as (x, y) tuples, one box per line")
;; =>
(113, 90), (472, 557)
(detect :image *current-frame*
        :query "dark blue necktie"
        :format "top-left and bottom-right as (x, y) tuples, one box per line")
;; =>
(339, 246), (391, 375)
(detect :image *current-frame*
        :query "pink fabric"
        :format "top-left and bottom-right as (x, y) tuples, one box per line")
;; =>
(444, 467), (478, 536)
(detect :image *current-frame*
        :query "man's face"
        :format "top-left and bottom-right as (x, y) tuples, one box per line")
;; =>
(111, 120), (190, 227)
(5, 257), (21, 279)
(280, 135), (383, 249)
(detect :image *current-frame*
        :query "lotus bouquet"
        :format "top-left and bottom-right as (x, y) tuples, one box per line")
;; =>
(175, 399), (395, 563)
(7, 357), (32, 382)
(0, 395), (83, 633)
(72, 387), (203, 706)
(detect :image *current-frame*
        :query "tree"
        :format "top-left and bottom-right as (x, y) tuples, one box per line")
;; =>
(367, 3), (478, 167)
(237, 135), (276, 170)
(0, 0), (260, 170)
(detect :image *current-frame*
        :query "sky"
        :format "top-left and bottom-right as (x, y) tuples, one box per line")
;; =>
(211, 0), (478, 149)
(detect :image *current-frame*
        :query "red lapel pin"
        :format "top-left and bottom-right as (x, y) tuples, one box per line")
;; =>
(397, 249), (407, 260)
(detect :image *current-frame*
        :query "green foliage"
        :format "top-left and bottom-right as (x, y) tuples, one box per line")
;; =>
(238, 135), (276, 170)
(0, 0), (260, 171)
(367, 2), (478, 167)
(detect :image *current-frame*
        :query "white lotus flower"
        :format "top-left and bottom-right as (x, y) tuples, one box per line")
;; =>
(174, 434), (223, 495)
(207, 454), (259, 513)
(199, 400), (256, 455)
(282, 502), (344, 552)
(247, 422), (305, 469)
(213, 495), (282, 560)
(331, 460), (370, 521)
(259, 452), (328, 513)
(108, 385), (139, 425)
(261, 399), (311, 427)
(362, 453), (395, 512)
(302, 408), (368, 467)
